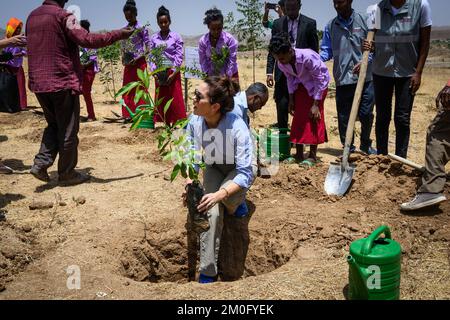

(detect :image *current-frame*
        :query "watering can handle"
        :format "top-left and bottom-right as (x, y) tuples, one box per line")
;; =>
(361, 225), (392, 256)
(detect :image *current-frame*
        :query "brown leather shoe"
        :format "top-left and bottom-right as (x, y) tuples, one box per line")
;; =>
(30, 166), (50, 182)
(58, 171), (90, 186)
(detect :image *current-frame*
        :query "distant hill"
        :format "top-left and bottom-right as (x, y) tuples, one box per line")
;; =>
(182, 34), (202, 47)
(431, 26), (450, 40)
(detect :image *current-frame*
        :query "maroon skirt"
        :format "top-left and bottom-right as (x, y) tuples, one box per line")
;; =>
(290, 85), (328, 145)
(122, 57), (147, 118)
(154, 69), (187, 125)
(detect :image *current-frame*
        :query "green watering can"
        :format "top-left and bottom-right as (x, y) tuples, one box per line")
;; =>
(257, 128), (291, 161)
(347, 225), (402, 300)
(122, 100), (155, 129)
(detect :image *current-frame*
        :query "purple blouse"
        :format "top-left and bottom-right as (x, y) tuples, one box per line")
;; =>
(149, 31), (184, 71)
(121, 22), (151, 64)
(278, 48), (330, 100)
(1, 46), (26, 68)
(80, 47), (99, 73)
(198, 31), (238, 77)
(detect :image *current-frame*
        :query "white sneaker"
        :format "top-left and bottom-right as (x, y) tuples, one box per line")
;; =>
(401, 193), (447, 211)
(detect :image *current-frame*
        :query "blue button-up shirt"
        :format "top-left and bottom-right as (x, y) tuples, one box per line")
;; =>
(231, 91), (250, 128)
(186, 112), (254, 189)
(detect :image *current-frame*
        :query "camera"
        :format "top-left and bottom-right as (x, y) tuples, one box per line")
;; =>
(266, 3), (278, 10)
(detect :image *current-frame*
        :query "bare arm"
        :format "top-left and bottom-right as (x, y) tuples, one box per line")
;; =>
(410, 26), (431, 94)
(0, 35), (27, 50)
(64, 14), (132, 49)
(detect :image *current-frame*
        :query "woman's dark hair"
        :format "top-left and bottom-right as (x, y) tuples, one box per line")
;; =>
(205, 76), (240, 115)
(203, 7), (224, 26)
(123, 0), (138, 16)
(269, 33), (291, 55)
(80, 20), (90, 32)
(278, 0), (286, 8)
(157, 6), (171, 23)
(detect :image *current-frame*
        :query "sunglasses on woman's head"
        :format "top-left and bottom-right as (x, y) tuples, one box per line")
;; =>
(194, 89), (210, 103)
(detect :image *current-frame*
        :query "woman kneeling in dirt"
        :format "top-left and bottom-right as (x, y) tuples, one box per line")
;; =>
(183, 76), (254, 284)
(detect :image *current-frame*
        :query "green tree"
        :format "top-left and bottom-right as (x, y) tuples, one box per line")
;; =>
(233, 0), (266, 83)
(98, 42), (121, 102)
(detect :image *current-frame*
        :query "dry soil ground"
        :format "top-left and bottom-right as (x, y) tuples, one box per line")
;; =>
(0, 51), (449, 300)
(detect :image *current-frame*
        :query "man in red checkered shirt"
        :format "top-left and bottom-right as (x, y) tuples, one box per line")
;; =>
(26, 0), (133, 185)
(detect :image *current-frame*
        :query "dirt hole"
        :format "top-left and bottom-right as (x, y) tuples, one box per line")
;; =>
(119, 214), (309, 283)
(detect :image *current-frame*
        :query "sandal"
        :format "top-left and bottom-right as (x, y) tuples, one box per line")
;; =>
(283, 157), (303, 164)
(300, 159), (317, 168)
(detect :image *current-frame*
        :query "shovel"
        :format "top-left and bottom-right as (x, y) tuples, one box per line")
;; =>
(324, 31), (375, 196)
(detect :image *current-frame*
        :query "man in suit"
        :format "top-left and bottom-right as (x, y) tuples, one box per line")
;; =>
(266, 0), (319, 130)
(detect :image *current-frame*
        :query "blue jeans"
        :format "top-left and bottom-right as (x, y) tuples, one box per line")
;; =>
(335, 81), (375, 151)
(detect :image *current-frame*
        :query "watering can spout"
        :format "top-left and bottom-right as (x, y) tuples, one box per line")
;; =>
(120, 99), (135, 118)
(347, 256), (369, 299)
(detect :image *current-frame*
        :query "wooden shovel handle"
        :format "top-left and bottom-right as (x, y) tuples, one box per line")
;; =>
(342, 31), (375, 168)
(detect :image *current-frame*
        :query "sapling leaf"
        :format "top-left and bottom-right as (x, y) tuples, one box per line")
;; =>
(163, 98), (174, 115)
(171, 164), (181, 182)
(137, 69), (145, 82)
(134, 88), (144, 105)
(180, 163), (188, 179)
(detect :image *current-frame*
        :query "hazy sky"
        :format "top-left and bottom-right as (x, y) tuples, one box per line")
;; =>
(1, 0), (449, 36)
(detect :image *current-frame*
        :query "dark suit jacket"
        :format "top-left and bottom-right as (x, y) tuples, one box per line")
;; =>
(267, 14), (319, 96)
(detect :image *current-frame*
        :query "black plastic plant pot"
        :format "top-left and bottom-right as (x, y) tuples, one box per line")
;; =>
(123, 52), (134, 65)
(186, 181), (209, 234)
(157, 69), (170, 86)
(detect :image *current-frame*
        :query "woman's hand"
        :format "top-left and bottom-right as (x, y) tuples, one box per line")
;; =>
(8, 35), (27, 47)
(182, 178), (193, 207)
(197, 190), (227, 213)
(166, 73), (176, 86)
(288, 95), (295, 116)
(309, 101), (321, 121)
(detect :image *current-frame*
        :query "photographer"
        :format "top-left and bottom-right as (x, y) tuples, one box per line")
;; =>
(262, 1), (285, 29)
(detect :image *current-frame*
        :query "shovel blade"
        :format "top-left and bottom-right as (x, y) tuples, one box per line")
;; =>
(324, 163), (355, 197)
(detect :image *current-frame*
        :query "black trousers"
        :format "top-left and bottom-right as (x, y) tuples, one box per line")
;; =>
(33, 90), (80, 176)
(274, 74), (289, 130)
(373, 74), (416, 158)
(335, 81), (375, 151)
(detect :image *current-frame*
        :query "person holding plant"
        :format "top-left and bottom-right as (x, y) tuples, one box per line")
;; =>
(150, 6), (187, 126)
(183, 76), (254, 283)
(121, 0), (151, 121)
(198, 8), (239, 81)
(79, 20), (99, 122)
(269, 34), (330, 165)
(0, 17), (27, 112)
(0, 29), (25, 174)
